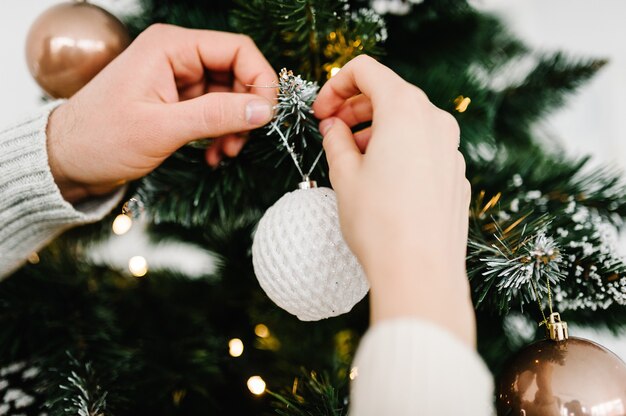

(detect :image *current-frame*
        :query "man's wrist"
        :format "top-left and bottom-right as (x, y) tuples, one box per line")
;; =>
(46, 103), (90, 203)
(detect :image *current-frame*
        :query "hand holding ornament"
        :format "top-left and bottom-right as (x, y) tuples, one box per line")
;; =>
(313, 55), (476, 346)
(46, 25), (277, 203)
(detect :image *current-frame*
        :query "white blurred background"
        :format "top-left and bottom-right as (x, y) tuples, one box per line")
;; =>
(1, 0), (625, 356)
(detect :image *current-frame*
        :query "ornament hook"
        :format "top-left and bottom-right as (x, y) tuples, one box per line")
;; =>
(546, 312), (568, 342)
(298, 176), (317, 189)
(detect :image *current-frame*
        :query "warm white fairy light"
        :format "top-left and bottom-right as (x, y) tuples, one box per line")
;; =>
(128, 256), (148, 277)
(112, 213), (133, 235)
(454, 95), (471, 113)
(27, 252), (40, 264)
(329, 66), (341, 77)
(229, 338), (244, 357)
(349, 366), (359, 380)
(254, 324), (270, 338)
(247, 376), (266, 395)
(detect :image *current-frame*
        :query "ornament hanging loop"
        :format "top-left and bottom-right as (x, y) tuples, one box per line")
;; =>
(546, 312), (569, 342)
(298, 176), (317, 189)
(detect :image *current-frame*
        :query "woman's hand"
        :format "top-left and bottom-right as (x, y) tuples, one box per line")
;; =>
(313, 55), (476, 346)
(47, 24), (277, 203)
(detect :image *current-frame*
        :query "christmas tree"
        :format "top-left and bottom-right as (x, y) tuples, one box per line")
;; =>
(2, 0), (626, 414)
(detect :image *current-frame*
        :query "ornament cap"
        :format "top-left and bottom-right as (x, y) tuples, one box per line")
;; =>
(298, 177), (318, 189)
(546, 312), (569, 342)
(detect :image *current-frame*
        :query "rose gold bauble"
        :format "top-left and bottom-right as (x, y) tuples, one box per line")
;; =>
(497, 337), (626, 416)
(25, 1), (130, 98)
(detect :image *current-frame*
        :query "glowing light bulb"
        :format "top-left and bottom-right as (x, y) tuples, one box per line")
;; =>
(229, 338), (244, 357)
(330, 66), (341, 77)
(254, 324), (270, 338)
(112, 214), (133, 235)
(27, 252), (40, 264)
(128, 256), (148, 277)
(453, 95), (471, 113)
(247, 376), (266, 395)
(349, 367), (359, 380)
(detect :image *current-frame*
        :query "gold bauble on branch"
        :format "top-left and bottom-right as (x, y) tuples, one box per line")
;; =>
(497, 313), (626, 416)
(25, 0), (131, 98)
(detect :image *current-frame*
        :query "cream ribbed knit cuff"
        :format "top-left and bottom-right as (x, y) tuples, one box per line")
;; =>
(0, 100), (125, 279)
(350, 318), (495, 416)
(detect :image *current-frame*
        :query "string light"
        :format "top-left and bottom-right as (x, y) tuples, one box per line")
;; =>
(228, 338), (244, 357)
(27, 252), (40, 264)
(172, 389), (186, 406)
(349, 367), (359, 380)
(254, 324), (270, 338)
(322, 13), (387, 80)
(128, 256), (148, 277)
(454, 95), (471, 113)
(323, 30), (361, 79)
(112, 213), (133, 235)
(247, 376), (266, 395)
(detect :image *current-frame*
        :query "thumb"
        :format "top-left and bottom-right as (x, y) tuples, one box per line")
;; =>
(157, 92), (273, 147)
(320, 117), (362, 190)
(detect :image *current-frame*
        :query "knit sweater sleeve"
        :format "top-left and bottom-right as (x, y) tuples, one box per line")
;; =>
(349, 318), (495, 416)
(0, 101), (125, 279)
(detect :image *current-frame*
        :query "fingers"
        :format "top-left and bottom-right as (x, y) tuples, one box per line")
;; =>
(178, 81), (207, 101)
(319, 117), (362, 190)
(204, 134), (247, 167)
(332, 94), (373, 127)
(193, 30), (277, 103)
(313, 55), (404, 119)
(353, 127), (372, 153)
(320, 93), (373, 153)
(140, 24), (277, 103)
(222, 135), (247, 157)
(156, 92), (273, 148)
(206, 137), (225, 166)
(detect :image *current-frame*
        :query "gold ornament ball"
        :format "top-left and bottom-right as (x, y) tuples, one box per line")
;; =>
(25, 1), (130, 98)
(497, 337), (626, 415)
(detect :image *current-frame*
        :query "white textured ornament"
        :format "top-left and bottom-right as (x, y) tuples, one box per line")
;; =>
(252, 187), (369, 321)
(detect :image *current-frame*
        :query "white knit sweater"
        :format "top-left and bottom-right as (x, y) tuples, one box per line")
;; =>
(0, 101), (124, 276)
(0, 103), (495, 414)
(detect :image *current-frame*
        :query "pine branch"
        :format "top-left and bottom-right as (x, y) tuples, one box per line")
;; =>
(495, 53), (607, 145)
(125, 0), (234, 36)
(136, 147), (267, 227)
(267, 68), (322, 179)
(382, 1), (526, 71)
(467, 153), (626, 315)
(233, 0), (340, 80)
(45, 353), (108, 416)
(270, 370), (348, 416)
(469, 216), (564, 314)
(4, 2), (626, 414)
(0, 361), (42, 414)
(232, 0), (386, 82)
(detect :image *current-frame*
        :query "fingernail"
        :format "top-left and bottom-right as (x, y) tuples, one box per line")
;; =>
(245, 99), (273, 125)
(319, 118), (334, 136)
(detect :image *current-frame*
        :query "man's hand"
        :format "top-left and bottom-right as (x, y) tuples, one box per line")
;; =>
(47, 24), (277, 202)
